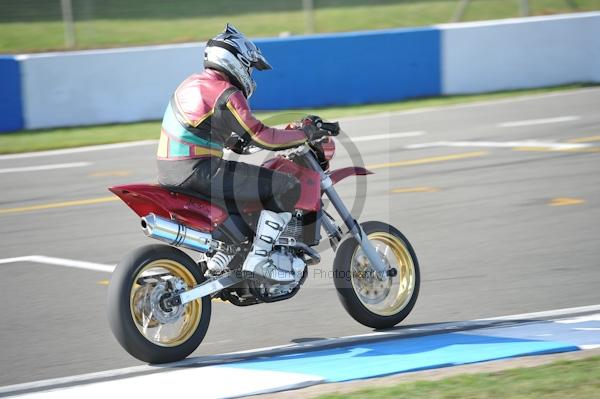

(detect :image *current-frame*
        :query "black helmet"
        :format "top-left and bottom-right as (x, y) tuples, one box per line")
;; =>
(204, 24), (272, 98)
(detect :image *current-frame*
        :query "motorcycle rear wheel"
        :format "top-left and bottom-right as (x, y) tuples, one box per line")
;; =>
(333, 221), (420, 329)
(107, 244), (211, 363)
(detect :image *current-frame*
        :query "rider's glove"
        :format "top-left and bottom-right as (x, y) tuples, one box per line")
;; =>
(301, 123), (321, 140)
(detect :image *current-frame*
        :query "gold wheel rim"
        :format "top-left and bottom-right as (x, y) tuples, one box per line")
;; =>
(129, 259), (202, 347)
(350, 232), (416, 317)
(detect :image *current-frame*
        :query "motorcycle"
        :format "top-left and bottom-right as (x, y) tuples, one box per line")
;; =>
(107, 119), (420, 364)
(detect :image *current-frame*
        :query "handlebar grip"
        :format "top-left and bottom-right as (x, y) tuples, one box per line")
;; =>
(318, 121), (340, 136)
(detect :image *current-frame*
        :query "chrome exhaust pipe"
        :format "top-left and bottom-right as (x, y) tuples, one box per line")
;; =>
(141, 213), (212, 253)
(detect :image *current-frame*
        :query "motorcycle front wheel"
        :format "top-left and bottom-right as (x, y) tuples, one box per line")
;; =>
(107, 244), (211, 363)
(333, 221), (420, 329)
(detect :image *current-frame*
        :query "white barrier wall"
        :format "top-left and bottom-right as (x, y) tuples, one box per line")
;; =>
(20, 43), (205, 130)
(441, 12), (600, 94)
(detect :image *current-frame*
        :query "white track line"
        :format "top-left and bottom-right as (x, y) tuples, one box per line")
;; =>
(0, 162), (91, 174)
(0, 140), (157, 161)
(581, 344), (600, 349)
(0, 255), (114, 273)
(0, 304), (598, 396)
(498, 116), (580, 128)
(2, 88), (599, 161)
(338, 87), (600, 122)
(483, 304), (600, 321)
(0, 256), (35, 264)
(343, 131), (426, 143)
(404, 140), (591, 151)
(554, 314), (600, 324)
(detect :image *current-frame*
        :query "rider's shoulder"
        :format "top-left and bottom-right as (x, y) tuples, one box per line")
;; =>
(226, 89), (248, 106)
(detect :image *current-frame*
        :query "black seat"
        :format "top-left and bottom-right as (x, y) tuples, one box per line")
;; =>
(159, 184), (226, 207)
(159, 184), (255, 215)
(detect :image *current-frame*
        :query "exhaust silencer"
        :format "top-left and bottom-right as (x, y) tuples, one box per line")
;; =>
(141, 213), (212, 253)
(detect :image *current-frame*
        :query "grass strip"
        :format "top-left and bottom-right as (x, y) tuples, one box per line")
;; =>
(317, 355), (600, 399)
(1, 0), (598, 53)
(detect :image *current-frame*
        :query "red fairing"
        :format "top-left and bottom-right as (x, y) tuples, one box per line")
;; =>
(329, 167), (373, 185)
(261, 157), (322, 212)
(108, 184), (228, 232)
(321, 137), (336, 162)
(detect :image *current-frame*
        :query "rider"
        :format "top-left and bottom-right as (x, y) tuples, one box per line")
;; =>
(157, 24), (323, 283)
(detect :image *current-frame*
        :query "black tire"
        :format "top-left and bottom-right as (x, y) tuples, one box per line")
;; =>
(333, 221), (420, 329)
(107, 244), (211, 363)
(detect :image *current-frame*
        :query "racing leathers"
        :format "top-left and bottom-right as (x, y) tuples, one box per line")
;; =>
(157, 69), (308, 214)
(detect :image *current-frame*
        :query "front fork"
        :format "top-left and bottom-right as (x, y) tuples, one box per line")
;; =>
(304, 151), (392, 278)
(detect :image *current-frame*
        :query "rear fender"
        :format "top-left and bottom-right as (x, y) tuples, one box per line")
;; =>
(108, 184), (228, 232)
(329, 167), (373, 185)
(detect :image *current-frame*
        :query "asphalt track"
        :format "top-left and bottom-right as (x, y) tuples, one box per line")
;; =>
(1, 88), (599, 387)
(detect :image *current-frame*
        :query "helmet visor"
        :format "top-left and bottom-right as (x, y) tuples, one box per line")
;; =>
(253, 52), (271, 71)
(247, 45), (272, 71)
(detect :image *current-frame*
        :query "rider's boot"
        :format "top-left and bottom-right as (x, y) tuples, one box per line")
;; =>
(242, 210), (295, 283)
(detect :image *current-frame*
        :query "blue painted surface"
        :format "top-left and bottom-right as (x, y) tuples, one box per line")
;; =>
(224, 332), (579, 382)
(250, 27), (441, 110)
(0, 56), (24, 132)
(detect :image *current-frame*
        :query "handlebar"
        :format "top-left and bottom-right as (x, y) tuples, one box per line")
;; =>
(300, 115), (340, 137)
(317, 121), (340, 136)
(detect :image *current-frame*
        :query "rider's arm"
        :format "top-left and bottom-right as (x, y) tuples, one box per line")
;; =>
(223, 91), (307, 150)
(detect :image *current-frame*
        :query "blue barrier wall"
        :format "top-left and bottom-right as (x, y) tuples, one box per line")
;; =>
(0, 56), (24, 132)
(251, 27), (441, 110)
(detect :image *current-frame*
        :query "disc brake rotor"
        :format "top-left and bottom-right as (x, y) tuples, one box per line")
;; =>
(145, 279), (186, 324)
(353, 254), (392, 304)
(350, 232), (416, 316)
(129, 259), (202, 347)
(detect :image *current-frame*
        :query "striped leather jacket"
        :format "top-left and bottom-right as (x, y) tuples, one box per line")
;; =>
(157, 69), (307, 161)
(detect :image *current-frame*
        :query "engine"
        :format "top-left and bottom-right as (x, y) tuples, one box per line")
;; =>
(208, 244), (308, 306)
(282, 214), (303, 241)
(240, 245), (306, 300)
(271, 247), (306, 289)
